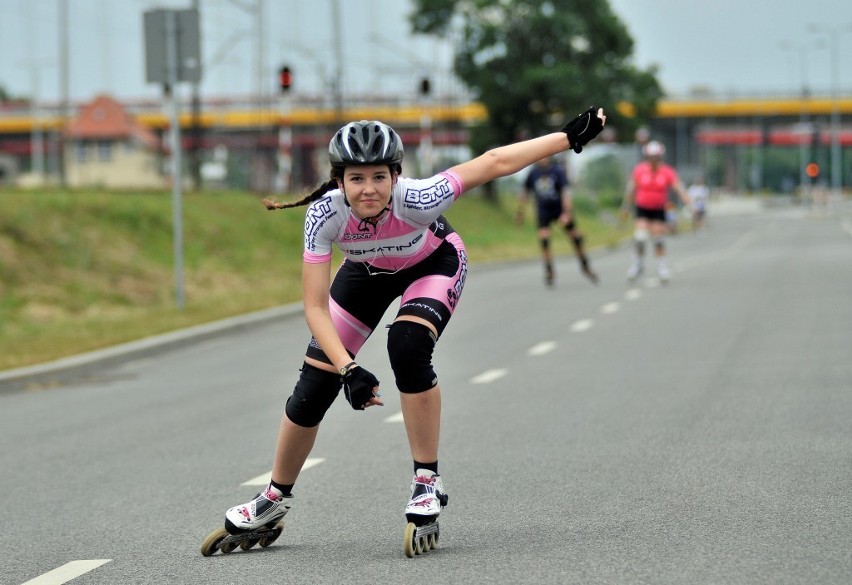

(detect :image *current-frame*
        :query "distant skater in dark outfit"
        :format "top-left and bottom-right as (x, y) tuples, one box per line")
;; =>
(517, 157), (598, 286)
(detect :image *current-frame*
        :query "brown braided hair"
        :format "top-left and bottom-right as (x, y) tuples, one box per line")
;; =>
(262, 163), (399, 211)
(262, 169), (343, 211)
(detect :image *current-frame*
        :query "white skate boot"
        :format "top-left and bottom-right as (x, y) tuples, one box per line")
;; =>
(402, 469), (448, 557)
(405, 469), (448, 524)
(200, 486), (292, 556)
(224, 486), (292, 534)
(656, 259), (671, 283)
(626, 259), (643, 283)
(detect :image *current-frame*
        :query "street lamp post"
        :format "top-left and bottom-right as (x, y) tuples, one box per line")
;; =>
(809, 23), (852, 196)
(368, 33), (447, 176)
(331, 0), (344, 122)
(780, 40), (823, 194)
(58, 0), (69, 188)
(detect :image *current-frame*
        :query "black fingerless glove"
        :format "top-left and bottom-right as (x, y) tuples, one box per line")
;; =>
(342, 365), (380, 410)
(561, 106), (604, 154)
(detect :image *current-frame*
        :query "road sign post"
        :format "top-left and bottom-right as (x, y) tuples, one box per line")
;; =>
(144, 8), (201, 310)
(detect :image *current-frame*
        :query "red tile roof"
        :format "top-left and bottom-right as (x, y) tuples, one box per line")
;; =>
(65, 94), (158, 149)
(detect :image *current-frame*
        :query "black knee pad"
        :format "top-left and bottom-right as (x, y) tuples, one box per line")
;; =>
(539, 237), (550, 251)
(387, 321), (438, 393)
(284, 363), (342, 427)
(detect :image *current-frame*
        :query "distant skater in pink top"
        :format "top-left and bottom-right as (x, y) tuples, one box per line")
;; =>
(621, 141), (691, 283)
(202, 109), (605, 558)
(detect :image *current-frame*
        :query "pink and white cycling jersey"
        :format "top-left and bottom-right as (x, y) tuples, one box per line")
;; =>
(303, 171), (464, 270)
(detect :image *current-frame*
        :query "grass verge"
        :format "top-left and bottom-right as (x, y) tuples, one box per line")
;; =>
(0, 188), (629, 370)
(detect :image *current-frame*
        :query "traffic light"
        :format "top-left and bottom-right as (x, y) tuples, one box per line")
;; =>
(278, 65), (293, 93)
(419, 76), (431, 96)
(806, 162), (820, 183)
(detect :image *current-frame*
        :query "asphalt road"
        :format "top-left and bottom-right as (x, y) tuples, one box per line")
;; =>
(2, 200), (851, 585)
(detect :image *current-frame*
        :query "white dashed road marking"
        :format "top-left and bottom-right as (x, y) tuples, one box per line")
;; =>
(527, 341), (557, 356)
(242, 458), (325, 486)
(21, 560), (112, 585)
(384, 411), (405, 423)
(471, 369), (508, 384)
(570, 319), (593, 333)
(600, 302), (620, 314)
(625, 289), (642, 300)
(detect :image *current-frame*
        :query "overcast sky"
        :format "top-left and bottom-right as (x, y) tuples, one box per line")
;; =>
(0, 0), (850, 104)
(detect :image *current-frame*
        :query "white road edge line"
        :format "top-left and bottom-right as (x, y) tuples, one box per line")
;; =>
(21, 560), (112, 585)
(242, 458), (325, 486)
(470, 369), (508, 384)
(570, 319), (593, 333)
(527, 341), (557, 356)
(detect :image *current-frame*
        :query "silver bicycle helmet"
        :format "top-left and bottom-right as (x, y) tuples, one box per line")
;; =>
(329, 120), (404, 168)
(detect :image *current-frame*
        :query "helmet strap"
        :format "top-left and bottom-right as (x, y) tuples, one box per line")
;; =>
(357, 205), (390, 229)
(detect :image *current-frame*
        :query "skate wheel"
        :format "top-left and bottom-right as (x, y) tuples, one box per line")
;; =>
(219, 541), (237, 554)
(427, 532), (438, 550)
(259, 523), (284, 548)
(239, 539), (257, 551)
(403, 522), (417, 558)
(200, 527), (228, 557)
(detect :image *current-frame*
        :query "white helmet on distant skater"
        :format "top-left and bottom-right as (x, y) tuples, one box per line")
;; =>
(643, 140), (666, 158)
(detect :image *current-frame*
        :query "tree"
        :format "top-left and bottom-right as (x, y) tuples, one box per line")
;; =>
(410, 0), (662, 152)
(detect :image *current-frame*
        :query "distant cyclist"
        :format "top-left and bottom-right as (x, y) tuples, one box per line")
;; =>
(621, 140), (690, 283)
(516, 157), (598, 286)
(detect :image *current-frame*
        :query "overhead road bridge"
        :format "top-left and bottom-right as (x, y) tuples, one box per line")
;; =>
(2, 91), (850, 191)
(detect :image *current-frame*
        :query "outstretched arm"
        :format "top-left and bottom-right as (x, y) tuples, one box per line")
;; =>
(449, 107), (605, 192)
(451, 133), (570, 192)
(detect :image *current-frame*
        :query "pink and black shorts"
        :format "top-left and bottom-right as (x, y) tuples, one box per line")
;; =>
(305, 225), (468, 365)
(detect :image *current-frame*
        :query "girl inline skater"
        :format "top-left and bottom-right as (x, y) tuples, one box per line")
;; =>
(215, 107), (606, 550)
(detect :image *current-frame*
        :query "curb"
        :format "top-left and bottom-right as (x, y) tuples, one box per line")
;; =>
(0, 244), (622, 395)
(0, 302), (305, 394)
